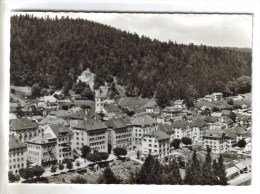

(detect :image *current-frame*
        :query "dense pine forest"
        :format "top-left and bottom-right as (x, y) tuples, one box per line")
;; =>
(10, 14), (252, 107)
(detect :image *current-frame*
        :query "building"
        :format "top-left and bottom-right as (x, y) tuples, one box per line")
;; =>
(38, 95), (59, 110)
(230, 126), (249, 142)
(173, 99), (186, 109)
(159, 124), (175, 141)
(144, 100), (158, 113)
(212, 93), (223, 102)
(47, 124), (74, 163)
(162, 106), (182, 121)
(106, 117), (132, 150)
(131, 115), (158, 149)
(204, 95), (214, 102)
(9, 136), (27, 174)
(72, 119), (108, 153)
(10, 118), (39, 143)
(103, 103), (123, 120)
(141, 130), (170, 160)
(27, 132), (57, 166)
(95, 86), (109, 113)
(203, 128), (237, 154)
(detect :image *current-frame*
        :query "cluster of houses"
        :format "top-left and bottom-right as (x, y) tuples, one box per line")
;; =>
(9, 88), (251, 178)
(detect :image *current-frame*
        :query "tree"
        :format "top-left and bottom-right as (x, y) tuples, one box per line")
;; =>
(136, 154), (155, 184)
(86, 153), (101, 163)
(113, 147), (127, 158)
(228, 112), (237, 122)
(136, 150), (140, 159)
(50, 165), (57, 173)
(80, 145), (91, 158)
(237, 139), (247, 148)
(10, 88), (16, 94)
(71, 176), (88, 184)
(8, 171), (20, 183)
(98, 166), (121, 184)
(108, 143), (112, 154)
(99, 152), (109, 161)
(19, 168), (34, 180)
(227, 98), (234, 105)
(32, 165), (45, 178)
(58, 163), (64, 171)
(81, 86), (94, 100)
(66, 161), (73, 170)
(212, 154), (228, 185)
(76, 161), (81, 167)
(171, 139), (181, 149)
(181, 137), (192, 146)
(31, 84), (41, 98)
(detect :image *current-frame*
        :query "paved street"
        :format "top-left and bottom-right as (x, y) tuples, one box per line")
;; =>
(228, 173), (251, 186)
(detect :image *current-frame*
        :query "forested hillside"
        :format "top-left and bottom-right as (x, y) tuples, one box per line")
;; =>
(10, 14), (252, 107)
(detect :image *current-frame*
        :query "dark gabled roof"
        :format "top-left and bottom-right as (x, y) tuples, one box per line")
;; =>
(231, 126), (249, 135)
(69, 110), (86, 120)
(104, 103), (121, 113)
(203, 116), (219, 123)
(131, 115), (157, 127)
(203, 128), (236, 138)
(106, 117), (131, 129)
(172, 119), (189, 129)
(191, 118), (207, 128)
(9, 135), (26, 150)
(49, 110), (72, 118)
(159, 124), (175, 134)
(73, 119), (107, 131)
(144, 130), (170, 140)
(39, 117), (69, 126)
(49, 124), (73, 136)
(10, 118), (38, 131)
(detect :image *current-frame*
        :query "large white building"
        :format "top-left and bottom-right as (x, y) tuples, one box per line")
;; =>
(106, 117), (132, 150)
(141, 130), (170, 160)
(72, 119), (108, 153)
(9, 136), (27, 174)
(131, 115), (158, 149)
(203, 128), (237, 154)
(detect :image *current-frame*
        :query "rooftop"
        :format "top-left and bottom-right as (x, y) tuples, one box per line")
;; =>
(49, 124), (73, 136)
(10, 118), (38, 131)
(144, 130), (170, 141)
(106, 117), (131, 129)
(104, 103), (121, 113)
(9, 135), (26, 150)
(131, 115), (157, 127)
(159, 124), (175, 133)
(73, 119), (107, 131)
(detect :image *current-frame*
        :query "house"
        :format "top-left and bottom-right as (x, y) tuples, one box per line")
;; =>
(72, 119), (108, 153)
(39, 117), (69, 133)
(203, 128), (237, 154)
(144, 100), (157, 113)
(172, 118), (207, 142)
(204, 95), (214, 102)
(230, 126), (249, 142)
(131, 115), (158, 149)
(141, 130), (170, 160)
(47, 110), (72, 119)
(199, 105), (212, 116)
(47, 124), (74, 163)
(103, 103), (123, 119)
(27, 132), (57, 166)
(95, 86), (109, 113)
(173, 99), (186, 109)
(162, 106), (182, 121)
(106, 117), (132, 151)
(38, 95), (59, 110)
(212, 93), (223, 102)
(9, 118), (39, 143)
(159, 124), (175, 141)
(9, 136), (27, 174)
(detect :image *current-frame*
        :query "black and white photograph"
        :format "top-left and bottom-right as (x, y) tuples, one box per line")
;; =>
(7, 11), (253, 186)
(1, 1), (260, 194)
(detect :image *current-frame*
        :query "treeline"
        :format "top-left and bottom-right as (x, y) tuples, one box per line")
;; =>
(11, 14), (251, 107)
(97, 148), (228, 185)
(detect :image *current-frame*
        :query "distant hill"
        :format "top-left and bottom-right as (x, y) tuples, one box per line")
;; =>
(10, 14), (252, 107)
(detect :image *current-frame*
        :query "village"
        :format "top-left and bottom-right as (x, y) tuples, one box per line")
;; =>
(9, 82), (252, 185)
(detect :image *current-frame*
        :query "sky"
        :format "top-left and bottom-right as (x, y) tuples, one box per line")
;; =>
(12, 12), (253, 48)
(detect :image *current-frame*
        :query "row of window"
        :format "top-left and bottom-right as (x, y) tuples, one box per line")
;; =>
(9, 151), (24, 157)
(89, 136), (105, 141)
(28, 150), (40, 156)
(10, 157), (24, 163)
(89, 141), (105, 146)
(9, 163), (24, 169)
